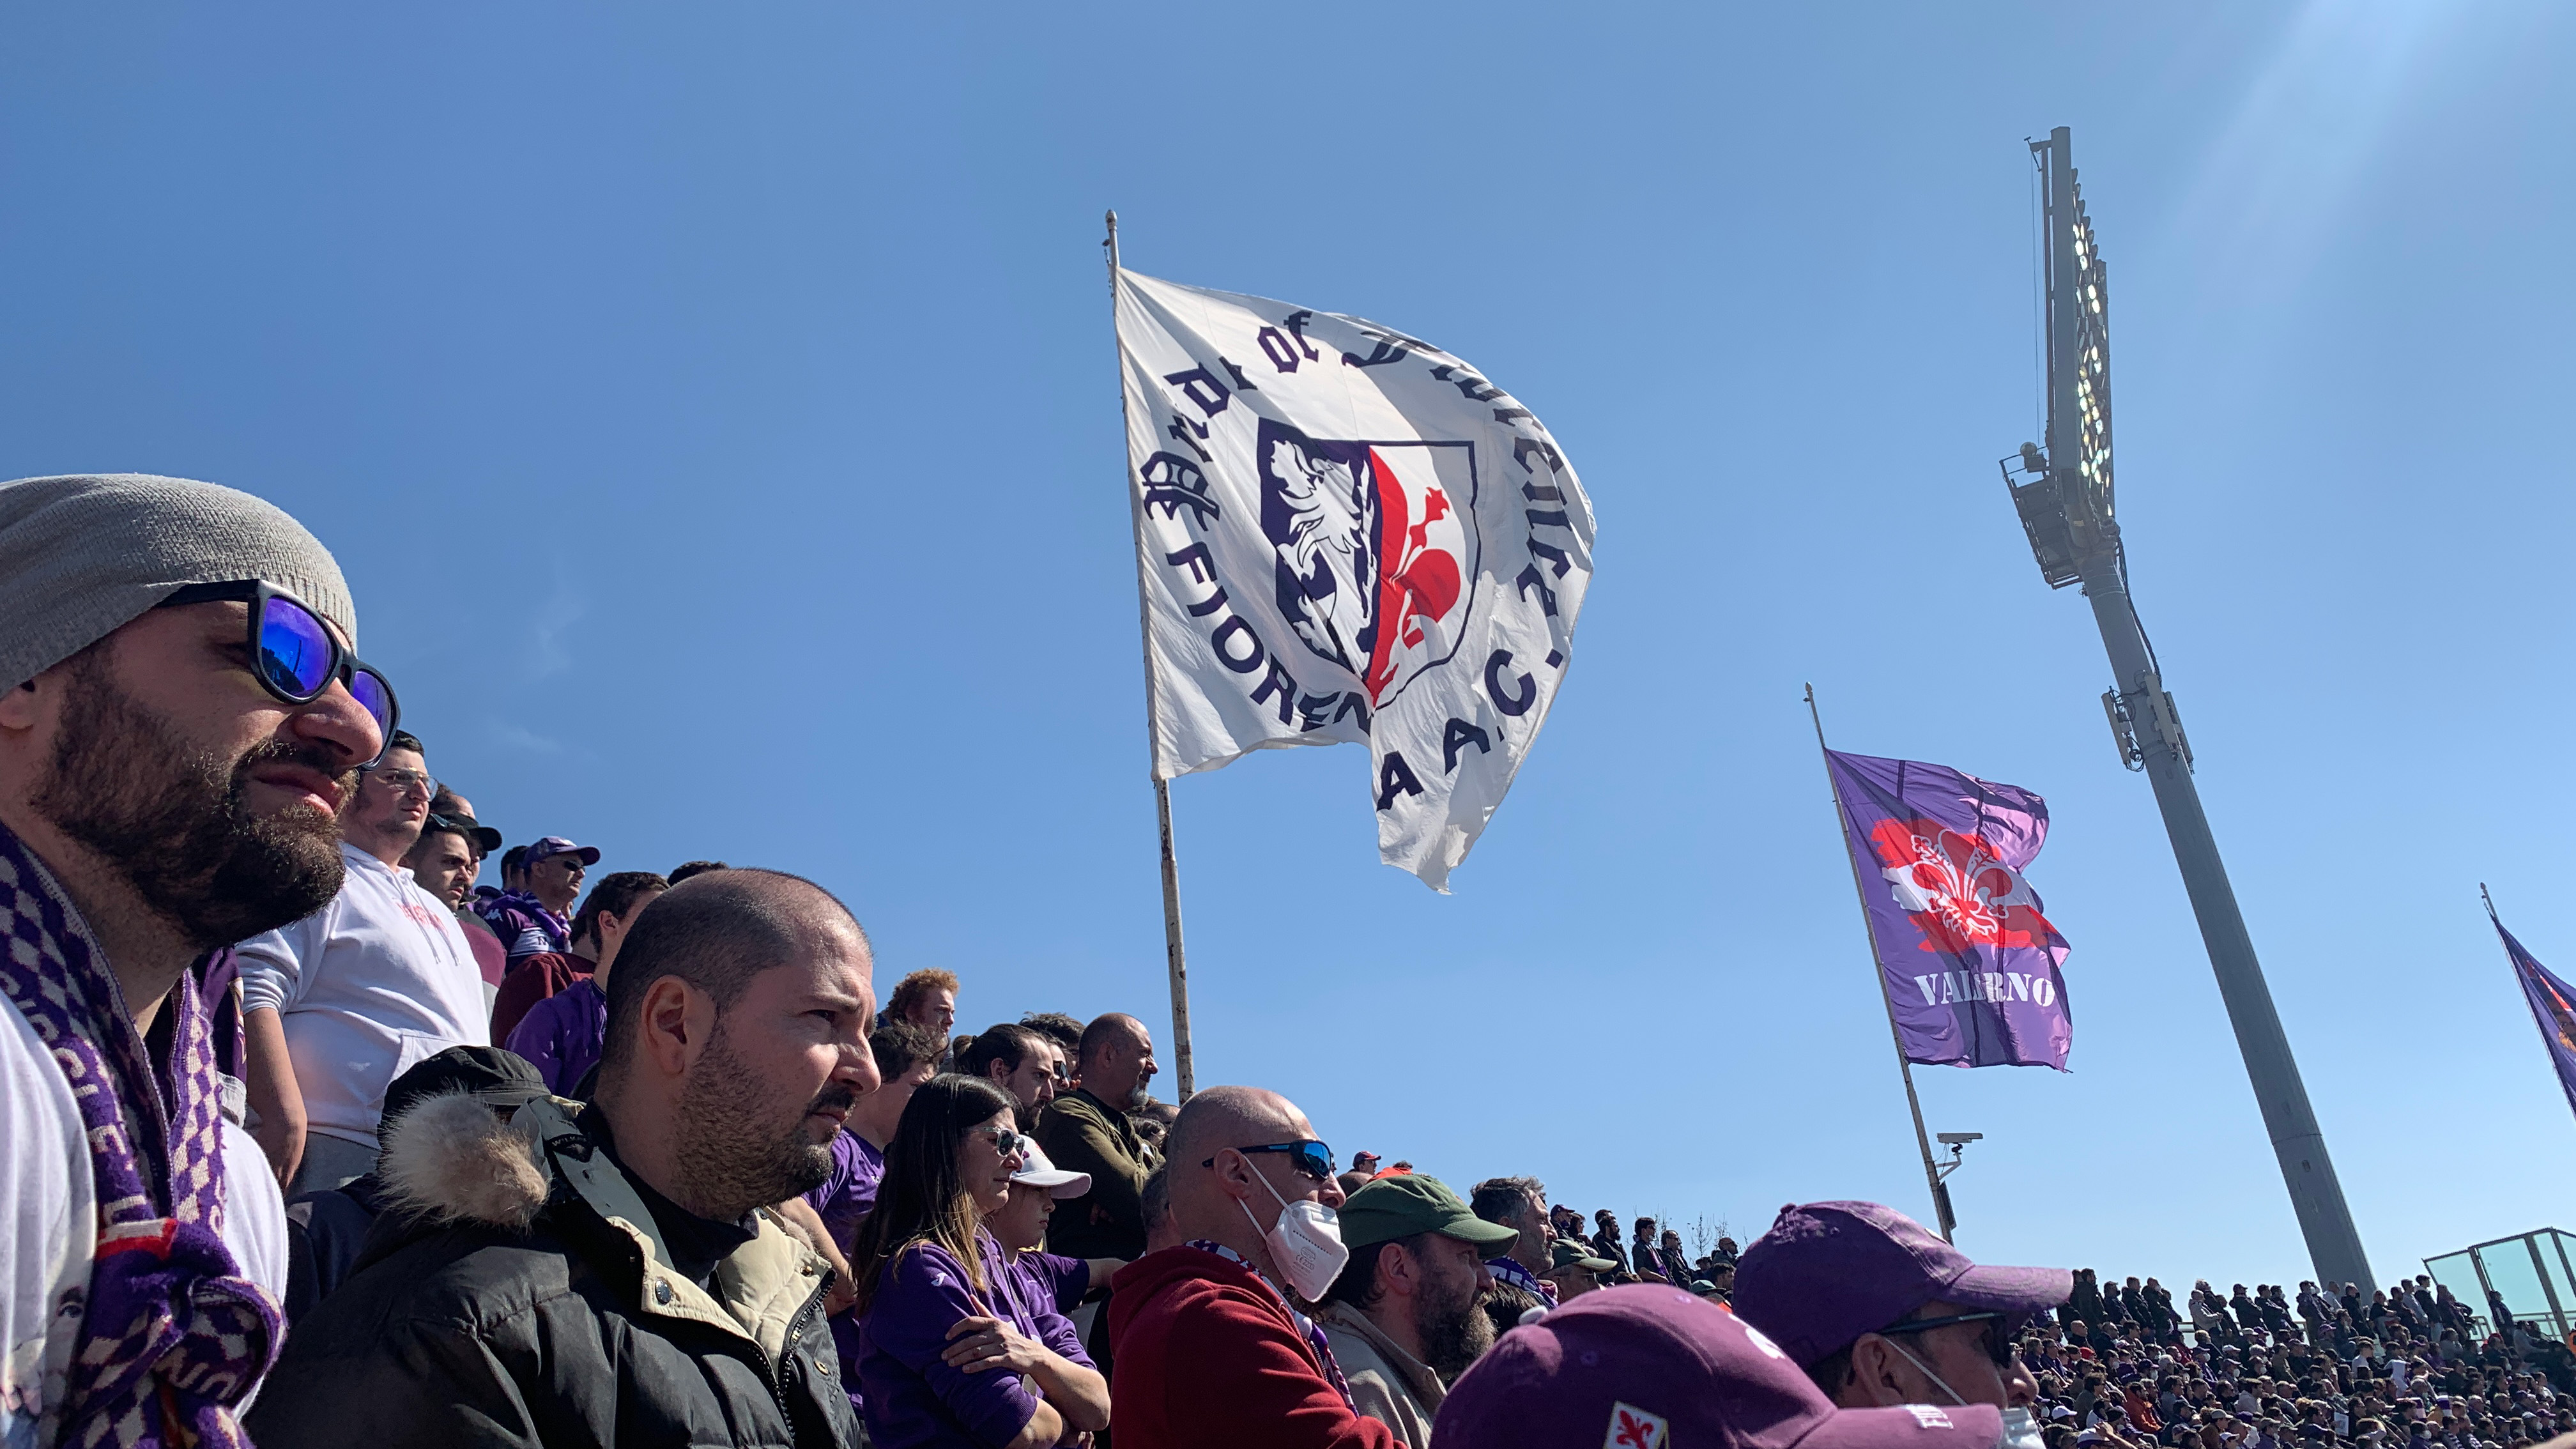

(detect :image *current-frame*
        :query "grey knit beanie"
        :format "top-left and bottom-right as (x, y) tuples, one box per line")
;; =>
(0, 473), (354, 690)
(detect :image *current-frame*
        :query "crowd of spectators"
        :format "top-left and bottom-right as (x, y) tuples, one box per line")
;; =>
(5, 471), (2571, 1449)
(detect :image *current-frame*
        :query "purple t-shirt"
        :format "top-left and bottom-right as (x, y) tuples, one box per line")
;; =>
(857, 1231), (1091, 1449)
(1011, 1250), (1091, 1316)
(806, 1130), (887, 1250)
(806, 1131), (889, 1416)
(504, 976), (606, 1096)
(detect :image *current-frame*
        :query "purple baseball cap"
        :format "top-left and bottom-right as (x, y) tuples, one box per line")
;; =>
(1435, 1285), (2004, 1449)
(1731, 1201), (2072, 1368)
(522, 836), (601, 868)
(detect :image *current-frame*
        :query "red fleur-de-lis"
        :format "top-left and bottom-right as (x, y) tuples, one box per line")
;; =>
(1614, 1409), (1659, 1448)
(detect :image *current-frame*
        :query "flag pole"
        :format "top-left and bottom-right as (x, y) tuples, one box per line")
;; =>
(1805, 684), (1952, 1241)
(1107, 210), (1196, 1101)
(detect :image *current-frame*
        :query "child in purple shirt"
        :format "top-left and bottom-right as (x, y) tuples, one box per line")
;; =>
(848, 1077), (1108, 1449)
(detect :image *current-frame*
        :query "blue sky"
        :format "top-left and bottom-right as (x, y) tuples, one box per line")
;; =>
(6, 1), (2570, 1294)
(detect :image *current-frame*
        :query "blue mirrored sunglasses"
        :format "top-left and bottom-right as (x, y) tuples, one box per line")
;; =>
(158, 580), (399, 762)
(1208, 1140), (1337, 1181)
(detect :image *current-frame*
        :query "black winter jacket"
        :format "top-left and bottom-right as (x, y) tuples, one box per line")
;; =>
(245, 1094), (860, 1448)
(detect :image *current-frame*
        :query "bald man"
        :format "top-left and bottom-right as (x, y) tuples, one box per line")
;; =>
(1035, 1011), (1160, 1261)
(1107, 1085), (1397, 1449)
(249, 868), (878, 1449)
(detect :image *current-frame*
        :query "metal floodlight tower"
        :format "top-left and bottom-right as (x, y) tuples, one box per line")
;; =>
(2002, 127), (2374, 1292)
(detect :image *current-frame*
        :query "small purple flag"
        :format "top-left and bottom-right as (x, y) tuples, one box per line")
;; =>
(2488, 910), (2576, 1121)
(1825, 749), (2074, 1070)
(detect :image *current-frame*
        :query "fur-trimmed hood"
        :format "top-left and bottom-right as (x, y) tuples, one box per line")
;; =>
(378, 1091), (555, 1232)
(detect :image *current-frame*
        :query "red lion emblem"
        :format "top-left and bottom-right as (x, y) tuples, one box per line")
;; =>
(1867, 817), (2058, 954)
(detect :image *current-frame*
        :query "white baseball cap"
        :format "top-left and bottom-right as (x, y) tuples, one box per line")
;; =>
(1011, 1141), (1091, 1199)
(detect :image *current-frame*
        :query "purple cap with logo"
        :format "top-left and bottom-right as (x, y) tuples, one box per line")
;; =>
(1731, 1201), (2073, 1368)
(1434, 1285), (2004, 1449)
(522, 836), (601, 868)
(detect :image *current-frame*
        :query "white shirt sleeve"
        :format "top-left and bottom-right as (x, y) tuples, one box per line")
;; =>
(232, 907), (328, 1017)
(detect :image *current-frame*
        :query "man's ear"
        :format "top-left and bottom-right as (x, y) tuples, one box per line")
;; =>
(1848, 1333), (1908, 1402)
(638, 976), (716, 1076)
(0, 668), (60, 733)
(1378, 1240), (1419, 1300)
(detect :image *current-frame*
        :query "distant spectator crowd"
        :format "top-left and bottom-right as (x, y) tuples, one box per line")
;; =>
(7, 471), (2571, 1449)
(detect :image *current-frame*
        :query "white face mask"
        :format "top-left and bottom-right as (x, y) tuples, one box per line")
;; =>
(1883, 1340), (2040, 1449)
(1238, 1158), (1348, 1303)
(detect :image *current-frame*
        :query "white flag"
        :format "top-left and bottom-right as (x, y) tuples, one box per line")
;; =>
(1115, 268), (1597, 891)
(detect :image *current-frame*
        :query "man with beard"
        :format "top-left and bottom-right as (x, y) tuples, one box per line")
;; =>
(247, 867), (879, 1448)
(240, 729), (491, 1194)
(0, 473), (392, 1447)
(1038, 1011), (1162, 1262)
(1317, 1174), (1519, 1446)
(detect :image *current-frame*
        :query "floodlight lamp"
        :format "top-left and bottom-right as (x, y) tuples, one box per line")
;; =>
(1936, 1132), (1984, 1146)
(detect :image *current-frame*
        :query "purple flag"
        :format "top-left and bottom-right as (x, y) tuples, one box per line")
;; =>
(1825, 749), (2074, 1070)
(2488, 911), (2576, 1121)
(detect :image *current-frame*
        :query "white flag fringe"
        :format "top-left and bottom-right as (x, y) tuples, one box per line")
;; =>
(1116, 269), (1597, 891)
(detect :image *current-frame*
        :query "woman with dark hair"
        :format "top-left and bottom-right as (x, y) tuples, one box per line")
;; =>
(852, 1075), (1110, 1449)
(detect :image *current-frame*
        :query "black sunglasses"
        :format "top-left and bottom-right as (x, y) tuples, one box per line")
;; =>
(158, 580), (398, 762)
(1878, 1309), (2017, 1366)
(1206, 1140), (1337, 1182)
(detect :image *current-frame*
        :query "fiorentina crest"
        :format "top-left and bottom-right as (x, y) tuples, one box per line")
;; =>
(1825, 749), (2074, 1071)
(1117, 268), (1595, 890)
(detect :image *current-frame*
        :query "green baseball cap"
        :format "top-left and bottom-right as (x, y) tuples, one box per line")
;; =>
(1550, 1239), (1618, 1273)
(1338, 1174), (1522, 1254)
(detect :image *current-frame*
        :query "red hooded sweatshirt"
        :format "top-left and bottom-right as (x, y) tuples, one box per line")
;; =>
(1108, 1246), (1402, 1449)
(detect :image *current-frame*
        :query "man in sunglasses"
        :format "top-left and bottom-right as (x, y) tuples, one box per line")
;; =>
(1108, 1084), (1397, 1449)
(1733, 1200), (2066, 1414)
(0, 473), (392, 1446)
(477, 834), (599, 970)
(238, 729), (492, 1196)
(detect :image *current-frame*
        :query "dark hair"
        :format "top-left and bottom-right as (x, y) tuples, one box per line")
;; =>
(385, 730), (425, 757)
(1322, 1231), (1439, 1311)
(1020, 1012), (1084, 1054)
(597, 868), (864, 1078)
(500, 845), (528, 875)
(848, 1074), (1018, 1315)
(1807, 1346), (1858, 1397)
(885, 969), (959, 1023)
(667, 859), (729, 885)
(1471, 1177), (1545, 1225)
(570, 871), (669, 948)
(871, 1020), (945, 1082)
(955, 1023), (1045, 1081)
(1482, 1278), (1542, 1340)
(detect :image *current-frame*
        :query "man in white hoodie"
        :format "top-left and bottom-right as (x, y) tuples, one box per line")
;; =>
(240, 728), (489, 1196)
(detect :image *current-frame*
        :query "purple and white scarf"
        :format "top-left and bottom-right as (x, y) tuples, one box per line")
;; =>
(0, 820), (280, 1448)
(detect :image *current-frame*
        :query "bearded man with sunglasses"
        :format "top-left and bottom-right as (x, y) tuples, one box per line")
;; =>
(238, 728), (490, 1197)
(0, 474), (397, 1448)
(1733, 1200), (2064, 1420)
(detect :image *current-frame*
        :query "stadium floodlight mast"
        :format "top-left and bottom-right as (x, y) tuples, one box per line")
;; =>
(2000, 127), (2374, 1293)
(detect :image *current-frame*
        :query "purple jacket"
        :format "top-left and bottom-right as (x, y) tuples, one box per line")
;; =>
(857, 1231), (1091, 1449)
(504, 977), (606, 1096)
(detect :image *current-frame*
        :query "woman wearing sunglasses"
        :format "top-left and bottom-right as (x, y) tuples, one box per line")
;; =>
(850, 1075), (1112, 1449)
